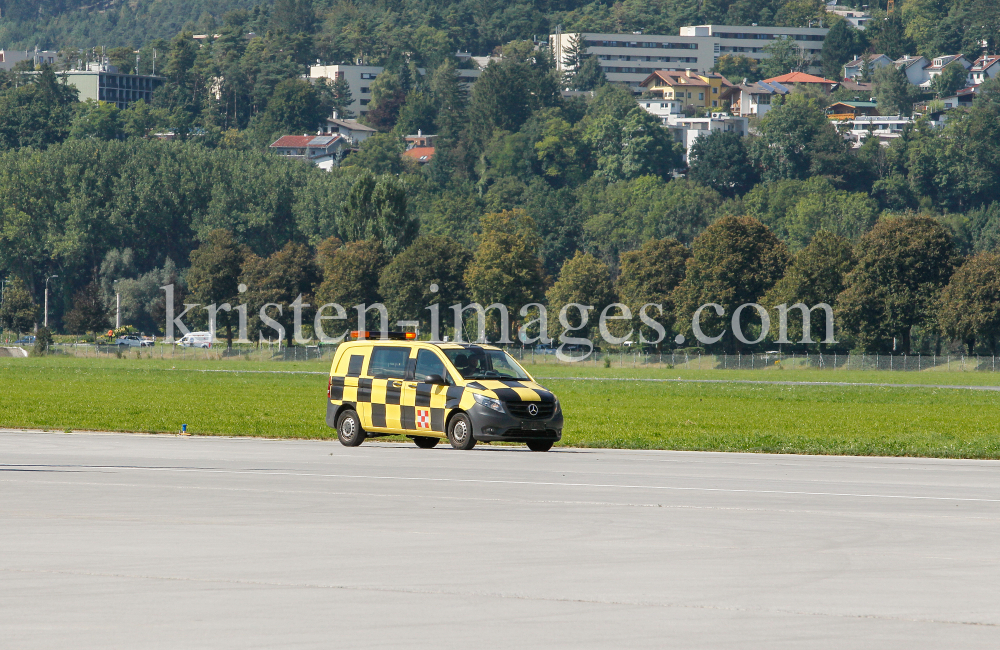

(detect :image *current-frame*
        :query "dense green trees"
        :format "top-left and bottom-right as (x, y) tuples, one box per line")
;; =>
(937, 253), (1000, 354)
(0, 277), (39, 336)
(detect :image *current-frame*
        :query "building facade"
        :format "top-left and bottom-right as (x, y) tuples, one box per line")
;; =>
(0, 49), (60, 70)
(638, 70), (737, 109)
(552, 25), (828, 92)
(310, 64), (480, 117)
(637, 99), (748, 163)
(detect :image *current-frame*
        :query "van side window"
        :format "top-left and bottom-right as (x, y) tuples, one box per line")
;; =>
(414, 349), (448, 383)
(346, 355), (365, 377)
(368, 347), (410, 379)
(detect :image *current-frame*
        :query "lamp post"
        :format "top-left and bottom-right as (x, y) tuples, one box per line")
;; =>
(113, 279), (121, 329)
(44, 274), (59, 329)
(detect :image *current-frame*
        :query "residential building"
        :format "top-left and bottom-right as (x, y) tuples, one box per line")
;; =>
(636, 99), (748, 163)
(403, 147), (435, 165)
(829, 8), (872, 30)
(0, 49), (59, 70)
(404, 131), (438, 148)
(550, 24), (828, 92)
(968, 55), (1000, 85)
(269, 134), (347, 170)
(321, 118), (377, 146)
(836, 115), (913, 147)
(309, 65), (383, 117)
(732, 80), (792, 117)
(941, 86), (978, 109)
(25, 63), (164, 109)
(761, 71), (838, 92)
(826, 101), (879, 120)
(839, 79), (874, 95)
(679, 25), (828, 73)
(310, 63), (480, 117)
(843, 54), (892, 80)
(894, 56), (930, 86)
(922, 55), (971, 89)
(638, 70), (737, 108)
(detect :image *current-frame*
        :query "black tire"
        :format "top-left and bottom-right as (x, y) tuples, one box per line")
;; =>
(336, 409), (365, 447)
(526, 440), (553, 452)
(412, 436), (440, 449)
(447, 413), (476, 450)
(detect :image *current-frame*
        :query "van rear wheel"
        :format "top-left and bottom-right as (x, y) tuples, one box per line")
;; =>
(412, 436), (439, 449)
(336, 409), (365, 447)
(447, 413), (476, 450)
(526, 440), (553, 452)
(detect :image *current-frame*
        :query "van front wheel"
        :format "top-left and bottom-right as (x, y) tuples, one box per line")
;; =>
(412, 436), (439, 449)
(337, 409), (365, 447)
(447, 413), (476, 450)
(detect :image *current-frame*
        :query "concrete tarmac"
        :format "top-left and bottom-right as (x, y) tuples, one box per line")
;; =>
(1, 430), (998, 649)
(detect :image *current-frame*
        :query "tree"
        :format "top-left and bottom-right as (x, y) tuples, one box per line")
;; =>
(364, 71), (405, 131)
(617, 238), (691, 345)
(938, 252), (1000, 354)
(344, 132), (406, 175)
(251, 78), (329, 142)
(866, 13), (913, 60)
(314, 239), (389, 329)
(271, 0), (316, 35)
(932, 61), (969, 98)
(239, 241), (321, 345)
(70, 100), (126, 141)
(64, 282), (110, 339)
(186, 229), (247, 347)
(0, 65), (78, 150)
(748, 94), (848, 182)
(464, 209), (546, 338)
(584, 106), (683, 182)
(379, 236), (472, 329)
(712, 54), (761, 84)
(688, 130), (759, 197)
(760, 37), (809, 78)
(0, 277), (39, 336)
(821, 20), (867, 81)
(570, 56), (607, 91)
(394, 91), (437, 136)
(561, 33), (588, 77)
(837, 216), (957, 353)
(672, 216), (790, 351)
(338, 171), (416, 255)
(763, 231), (856, 347)
(429, 59), (467, 144)
(546, 252), (616, 340)
(329, 77), (354, 119)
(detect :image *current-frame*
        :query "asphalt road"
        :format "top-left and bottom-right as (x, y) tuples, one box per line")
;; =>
(2, 430), (998, 649)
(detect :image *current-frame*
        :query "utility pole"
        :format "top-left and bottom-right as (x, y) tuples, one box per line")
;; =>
(44, 274), (59, 329)
(114, 279), (121, 329)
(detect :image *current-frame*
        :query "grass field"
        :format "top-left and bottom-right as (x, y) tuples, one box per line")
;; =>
(2, 355), (1000, 458)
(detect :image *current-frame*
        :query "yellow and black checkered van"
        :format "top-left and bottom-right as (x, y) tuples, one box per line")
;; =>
(326, 333), (562, 451)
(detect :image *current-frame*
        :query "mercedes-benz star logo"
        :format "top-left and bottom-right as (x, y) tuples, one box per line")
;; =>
(527, 404), (539, 416)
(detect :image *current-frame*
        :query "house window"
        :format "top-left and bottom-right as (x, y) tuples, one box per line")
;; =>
(699, 92), (704, 100)
(712, 87), (718, 94)
(687, 92), (692, 98)
(712, 100), (718, 107)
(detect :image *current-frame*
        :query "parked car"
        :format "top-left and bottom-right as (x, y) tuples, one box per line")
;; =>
(116, 334), (153, 348)
(14, 336), (35, 345)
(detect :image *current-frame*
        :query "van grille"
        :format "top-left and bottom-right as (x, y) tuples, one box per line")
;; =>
(505, 401), (555, 419)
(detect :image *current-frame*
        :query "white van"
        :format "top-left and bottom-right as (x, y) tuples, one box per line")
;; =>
(175, 332), (212, 348)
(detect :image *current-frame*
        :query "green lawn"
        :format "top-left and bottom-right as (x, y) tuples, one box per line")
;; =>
(2, 355), (999, 458)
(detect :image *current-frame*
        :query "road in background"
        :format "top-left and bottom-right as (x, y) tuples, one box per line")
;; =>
(2, 430), (998, 649)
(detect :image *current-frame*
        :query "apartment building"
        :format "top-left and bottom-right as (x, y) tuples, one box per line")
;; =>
(23, 62), (164, 109)
(0, 49), (60, 70)
(310, 63), (481, 117)
(552, 25), (828, 91)
(638, 70), (737, 109)
(636, 98), (748, 163)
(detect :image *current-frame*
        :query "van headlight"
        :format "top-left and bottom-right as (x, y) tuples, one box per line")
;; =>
(473, 393), (504, 413)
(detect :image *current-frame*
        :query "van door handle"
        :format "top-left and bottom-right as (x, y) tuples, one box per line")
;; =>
(390, 380), (402, 388)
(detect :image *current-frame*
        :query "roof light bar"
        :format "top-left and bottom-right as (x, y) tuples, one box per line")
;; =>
(349, 331), (417, 340)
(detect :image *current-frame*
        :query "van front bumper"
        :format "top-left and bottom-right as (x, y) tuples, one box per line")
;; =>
(468, 403), (563, 443)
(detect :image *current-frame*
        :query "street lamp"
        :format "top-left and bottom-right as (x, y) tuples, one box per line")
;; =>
(113, 279), (122, 329)
(44, 274), (59, 329)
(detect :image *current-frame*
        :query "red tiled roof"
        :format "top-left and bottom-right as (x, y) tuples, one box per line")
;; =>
(762, 72), (838, 85)
(403, 146), (435, 162)
(270, 135), (313, 147)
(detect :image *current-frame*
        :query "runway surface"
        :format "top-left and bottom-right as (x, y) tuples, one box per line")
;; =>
(2, 430), (998, 649)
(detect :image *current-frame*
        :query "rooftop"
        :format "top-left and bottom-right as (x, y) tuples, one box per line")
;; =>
(270, 135), (343, 148)
(402, 146), (435, 163)
(762, 72), (838, 85)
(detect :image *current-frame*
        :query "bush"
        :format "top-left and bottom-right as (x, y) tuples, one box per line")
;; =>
(31, 327), (53, 356)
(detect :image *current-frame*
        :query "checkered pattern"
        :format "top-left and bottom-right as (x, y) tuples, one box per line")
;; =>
(416, 408), (431, 429)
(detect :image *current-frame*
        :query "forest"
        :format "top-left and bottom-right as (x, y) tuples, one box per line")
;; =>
(1, 0), (1000, 355)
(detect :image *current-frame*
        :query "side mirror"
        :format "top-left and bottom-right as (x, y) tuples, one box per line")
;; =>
(424, 374), (447, 385)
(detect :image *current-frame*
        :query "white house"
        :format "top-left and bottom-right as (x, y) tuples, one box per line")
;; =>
(732, 80), (792, 117)
(0, 49), (60, 70)
(637, 99), (748, 163)
(968, 55), (1000, 85)
(836, 115), (913, 147)
(894, 56), (930, 86)
(829, 8), (872, 30)
(322, 118), (377, 146)
(922, 55), (971, 89)
(269, 134), (348, 170)
(843, 54), (892, 80)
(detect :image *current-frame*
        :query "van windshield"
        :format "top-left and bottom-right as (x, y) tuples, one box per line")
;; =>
(443, 349), (530, 381)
